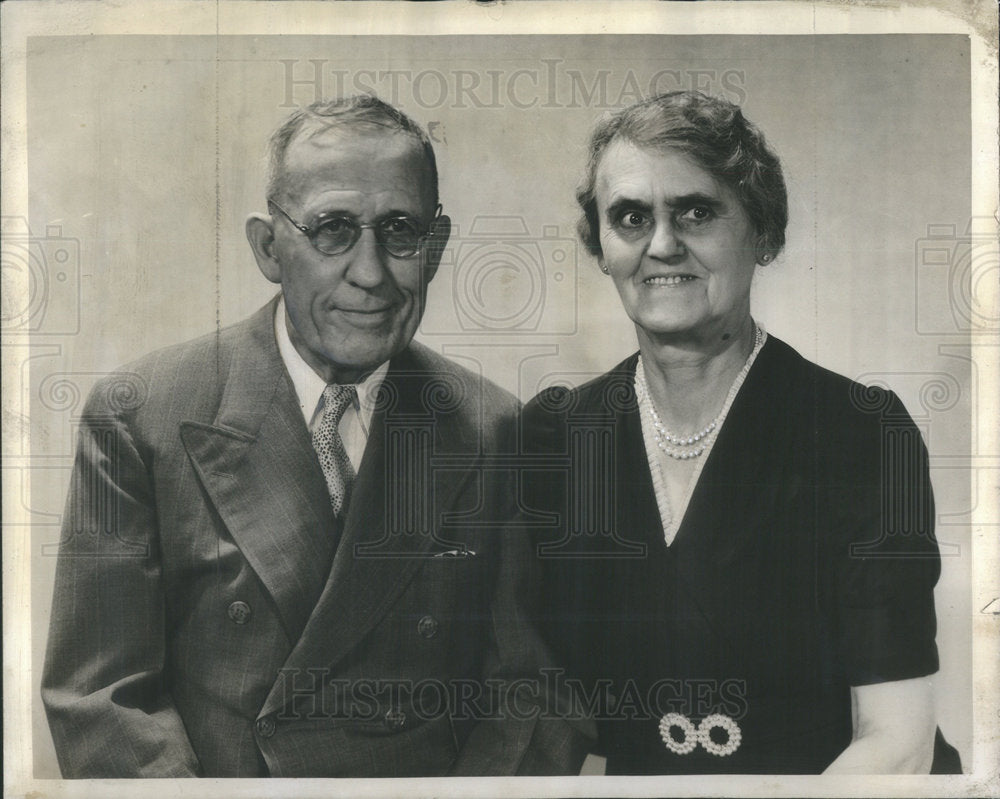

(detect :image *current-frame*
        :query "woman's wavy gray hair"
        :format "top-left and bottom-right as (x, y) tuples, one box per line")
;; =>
(576, 91), (787, 262)
(265, 94), (438, 206)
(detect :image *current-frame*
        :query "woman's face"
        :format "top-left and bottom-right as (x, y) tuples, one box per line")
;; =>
(595, 139), (759, 344)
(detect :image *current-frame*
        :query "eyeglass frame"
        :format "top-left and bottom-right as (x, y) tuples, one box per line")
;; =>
(267, 199), (443, 259)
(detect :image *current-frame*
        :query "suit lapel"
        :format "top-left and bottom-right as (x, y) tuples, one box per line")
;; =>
(179, 299), (338, 645)
(259, 346), (480, 717)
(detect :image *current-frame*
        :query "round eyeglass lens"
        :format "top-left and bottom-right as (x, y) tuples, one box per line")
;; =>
(312, 218), (357, 255)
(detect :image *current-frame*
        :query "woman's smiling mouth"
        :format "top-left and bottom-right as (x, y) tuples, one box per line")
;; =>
(643, 275), (697, 286)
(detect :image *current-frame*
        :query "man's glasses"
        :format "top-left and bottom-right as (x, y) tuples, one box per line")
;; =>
(268, 200), (440, 259)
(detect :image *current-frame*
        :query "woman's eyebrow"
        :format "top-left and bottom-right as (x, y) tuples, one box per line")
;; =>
(605, 192), (724, 220)
(662, 191), (724, 209)
(605, 197), (653, 219)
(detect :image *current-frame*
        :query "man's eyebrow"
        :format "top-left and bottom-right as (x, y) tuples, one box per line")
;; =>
(311, 208), (421, 223)
(311, 208), (360, 222)
(381, 208), (422, 220)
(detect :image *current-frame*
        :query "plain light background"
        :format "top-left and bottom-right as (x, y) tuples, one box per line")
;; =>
(22, 34), (973, 777)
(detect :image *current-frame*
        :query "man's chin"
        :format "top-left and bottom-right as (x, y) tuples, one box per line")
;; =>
(318, 338), (407, 375)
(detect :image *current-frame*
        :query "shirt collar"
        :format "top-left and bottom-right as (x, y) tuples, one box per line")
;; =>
(274, 297), (389, 429)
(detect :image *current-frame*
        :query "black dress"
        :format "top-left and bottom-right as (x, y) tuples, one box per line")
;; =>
(521, 335), (960, 774)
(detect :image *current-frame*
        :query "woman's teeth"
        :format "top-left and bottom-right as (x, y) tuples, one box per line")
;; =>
(644, 275), (695, 285)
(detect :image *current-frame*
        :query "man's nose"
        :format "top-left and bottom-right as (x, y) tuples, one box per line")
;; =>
(646, 221), (685, 261)
(343, 228), (390, 288)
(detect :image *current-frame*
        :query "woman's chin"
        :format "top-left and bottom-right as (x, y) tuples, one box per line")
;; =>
(634, 318), (703, 339)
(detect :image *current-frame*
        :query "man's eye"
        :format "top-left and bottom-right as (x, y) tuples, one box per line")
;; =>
(315, 217), (354, 236)
(382, 217), (419, 236)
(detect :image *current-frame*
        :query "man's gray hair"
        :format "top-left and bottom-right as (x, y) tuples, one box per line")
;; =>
(265, 94), (439, 205)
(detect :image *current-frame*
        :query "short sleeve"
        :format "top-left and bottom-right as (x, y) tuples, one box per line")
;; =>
(825, 388), (942, 686)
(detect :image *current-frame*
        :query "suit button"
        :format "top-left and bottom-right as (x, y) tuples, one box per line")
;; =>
(255, 716), (276, 738)
(228, 601), (252, 624)
(384, 708), (406, 730)
(417, 615), (439, 638)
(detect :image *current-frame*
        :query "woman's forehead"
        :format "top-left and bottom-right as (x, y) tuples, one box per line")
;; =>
(595, 140), (727, 203)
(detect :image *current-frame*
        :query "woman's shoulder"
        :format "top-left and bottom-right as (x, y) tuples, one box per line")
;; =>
(523, 352), (640, 420)
(758, 334), (913, 424)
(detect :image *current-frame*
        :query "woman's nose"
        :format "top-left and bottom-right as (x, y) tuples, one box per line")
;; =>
(646, 221), (685, 261)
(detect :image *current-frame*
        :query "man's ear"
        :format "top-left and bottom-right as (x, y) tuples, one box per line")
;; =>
(421, 214), (451, 283)
(246, 213), (282, 284)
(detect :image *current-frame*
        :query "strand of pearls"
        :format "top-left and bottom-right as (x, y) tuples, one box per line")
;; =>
(636, 325), (764, 461)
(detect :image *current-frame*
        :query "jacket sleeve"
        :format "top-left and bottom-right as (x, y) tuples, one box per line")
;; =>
(448, 413), (595, 776)
(448, 517), (595, 775)
(41, 378), (201, 777)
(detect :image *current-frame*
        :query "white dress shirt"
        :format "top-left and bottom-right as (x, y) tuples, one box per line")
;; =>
(274, 298), (388, 472)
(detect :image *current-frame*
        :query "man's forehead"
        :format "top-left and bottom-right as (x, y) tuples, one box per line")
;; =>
(279, 124), (432, 200)
(287, 121), (422, 163)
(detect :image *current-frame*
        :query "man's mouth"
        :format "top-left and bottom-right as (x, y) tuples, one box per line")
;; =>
(643, 275), (696, 286)
(328, 300), (396, 314)
(338, 306), (392, 314)
(330, 305), (396, 327)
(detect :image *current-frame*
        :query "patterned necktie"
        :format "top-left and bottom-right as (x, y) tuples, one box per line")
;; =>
(312, 384), (358, 517)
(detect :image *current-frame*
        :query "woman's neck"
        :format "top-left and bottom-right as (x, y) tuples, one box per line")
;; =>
(637, 317), (757, 434)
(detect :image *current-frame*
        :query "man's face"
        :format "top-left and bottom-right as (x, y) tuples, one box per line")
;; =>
(256, 127), (442, 380)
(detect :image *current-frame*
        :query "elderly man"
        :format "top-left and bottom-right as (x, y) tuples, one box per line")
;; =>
(42, 95), (587, 778)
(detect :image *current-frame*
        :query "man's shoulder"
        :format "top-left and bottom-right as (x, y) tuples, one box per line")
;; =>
(402, 340), (520, 421)
(84, 304), (273, 419)
(126, 305), (268, 371)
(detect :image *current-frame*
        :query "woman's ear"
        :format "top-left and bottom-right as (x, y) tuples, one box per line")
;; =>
(754, 236), (775, 266)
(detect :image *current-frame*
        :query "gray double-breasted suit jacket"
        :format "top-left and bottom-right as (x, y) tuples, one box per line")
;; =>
(42, 298), (587, 778)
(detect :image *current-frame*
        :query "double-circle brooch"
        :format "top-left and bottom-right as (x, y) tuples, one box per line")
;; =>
(658, 712), (742, 757)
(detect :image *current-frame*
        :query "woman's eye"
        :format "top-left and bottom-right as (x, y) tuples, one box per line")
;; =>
(678, 206), (714, 225)
(617, 210), (649, 229)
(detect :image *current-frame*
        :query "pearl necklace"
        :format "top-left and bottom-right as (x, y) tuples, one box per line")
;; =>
(637, 325), (764, 461)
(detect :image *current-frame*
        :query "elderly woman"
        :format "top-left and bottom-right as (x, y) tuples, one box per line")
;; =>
(523, 91), (960, 774)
